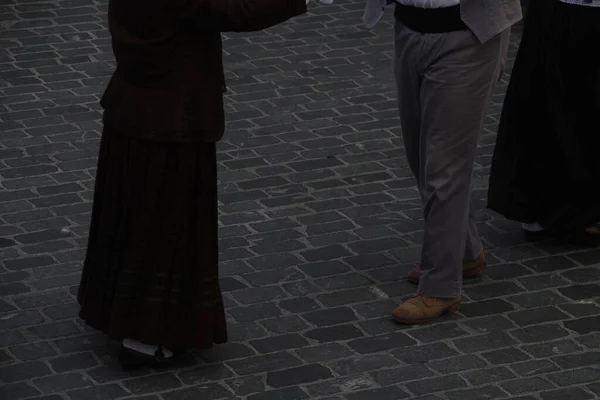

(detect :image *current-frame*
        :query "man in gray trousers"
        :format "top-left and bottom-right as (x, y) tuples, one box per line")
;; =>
(364, 0), (522, 324)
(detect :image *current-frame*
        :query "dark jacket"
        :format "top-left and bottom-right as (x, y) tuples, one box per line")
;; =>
(100, 0), (308, 142)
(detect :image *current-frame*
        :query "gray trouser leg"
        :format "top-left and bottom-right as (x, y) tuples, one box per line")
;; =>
(394, 22), (508, 298)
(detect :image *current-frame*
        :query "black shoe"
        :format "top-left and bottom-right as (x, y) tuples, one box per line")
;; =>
(523, 229), (550, 242)
(119, 345), (188, 370)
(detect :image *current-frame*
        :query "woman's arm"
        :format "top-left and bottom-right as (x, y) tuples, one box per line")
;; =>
(178, 0), (308, 32)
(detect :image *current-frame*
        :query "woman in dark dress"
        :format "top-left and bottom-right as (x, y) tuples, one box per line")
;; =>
(77, 0), (311, 368)
(488, 0), (600, 246)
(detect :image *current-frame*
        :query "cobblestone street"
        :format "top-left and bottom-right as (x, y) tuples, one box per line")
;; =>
(1, 0), (600, 399)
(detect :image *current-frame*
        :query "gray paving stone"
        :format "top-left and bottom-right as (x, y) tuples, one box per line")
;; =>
(521, 339), (583, 359)
(461, 366), (517, 386)
(523, 256), (578, 273)
(547, 367), (600, 387)
(66, 384), (130, 400)
(122, 373), (182, 395)
(54, 333), (107, 354)
(178, 364), (235, 385)
(1, 3), (597, 400)
(561, 267), (600, 283)
(510, 359), (560, 377)
(500, 377), (557, 395)
(0, 383), (41, 400)
(230, 287), (288, 305)
(0, 360), (52, 383)
(428, 354), (488, 374)
(587, 383), (600, 397)
(28, 320), (81, 339)
(295, 343), (355, 364)
(49, 352), (98, 373)
(459, 298), (515, 317)
(370, 364), (434, 386)
(540, 387), (595, 400)
(227, 352), (302, 375)
(511, 324), (569, 343)
(453, 331), (516, 353)
(227, 322), (269, 341)
(303, 307), (358, 327)
(250, 334), (309, 354)
(266, 364), (333, 388)
(248, 387), (309, 400)
(408, 322), (469, 343)
(577, 333), (600, 349)
(279, 298), (321, 313)
(446, 386), (508, 400)
(259, 315), (310, 334)
(558, 284), (600, 301)
(11, 341), (57, 361)
(33, 372), (92, 394)
(344, 386), (410, 400)
(568, 249), (600, 266)
(226, 376), (265, 396)
(199, 343), (256, 363)
(0, 330), (26, 347)
(508, 306), (571, 326)
(0, 349), (14, 365)
(405, 375), (468, 396)
(329, 354), (398, 376)
(551, 352), (600, 369)
(465, 282), (525, 300)
(228, 303), (282, 323)
(392, 342), (459, 364)
(462, 315), (517, 332)
(306, 324), (365, 343)
(507, 291), (569, 309)
(307, 375), (376, 397)
(348, 331), (416, 354)
(161, 383), (233, 400)
(559, 303), (600, 318)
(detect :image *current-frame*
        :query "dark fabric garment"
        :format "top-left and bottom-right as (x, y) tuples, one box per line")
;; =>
(487, 0), (600, 232)
(100, 0), (307, 143)
(77, 125), (227, 350)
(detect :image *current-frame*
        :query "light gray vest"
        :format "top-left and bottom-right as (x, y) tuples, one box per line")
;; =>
(364, 0), (523, 43)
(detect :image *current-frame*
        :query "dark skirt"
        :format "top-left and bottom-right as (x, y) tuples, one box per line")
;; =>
(488, 0), (600, 232)
(77, 126), (227, 350)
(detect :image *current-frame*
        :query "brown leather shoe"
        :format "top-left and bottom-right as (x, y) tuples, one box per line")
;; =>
(407, 251), (487, 284)
(392, 294), (462, 325)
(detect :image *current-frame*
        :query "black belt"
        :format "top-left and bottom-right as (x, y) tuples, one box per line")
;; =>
(394, 4), (468, 34)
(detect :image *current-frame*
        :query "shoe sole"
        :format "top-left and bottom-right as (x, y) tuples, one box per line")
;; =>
(119, 347), (189, 370)
(393, 300), (462, 325)
(524, 229), (549, 242)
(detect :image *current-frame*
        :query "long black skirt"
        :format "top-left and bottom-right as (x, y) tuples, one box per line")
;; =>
(488, 0), (600, 232)
(78, 126), (227, 350)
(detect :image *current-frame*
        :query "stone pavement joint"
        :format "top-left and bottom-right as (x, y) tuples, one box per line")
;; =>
(1, 1), (599, 399)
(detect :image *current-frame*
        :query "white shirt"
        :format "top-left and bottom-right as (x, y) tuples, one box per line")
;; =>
(559, 0), (600, 6)
(397, 0), (460, 7)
